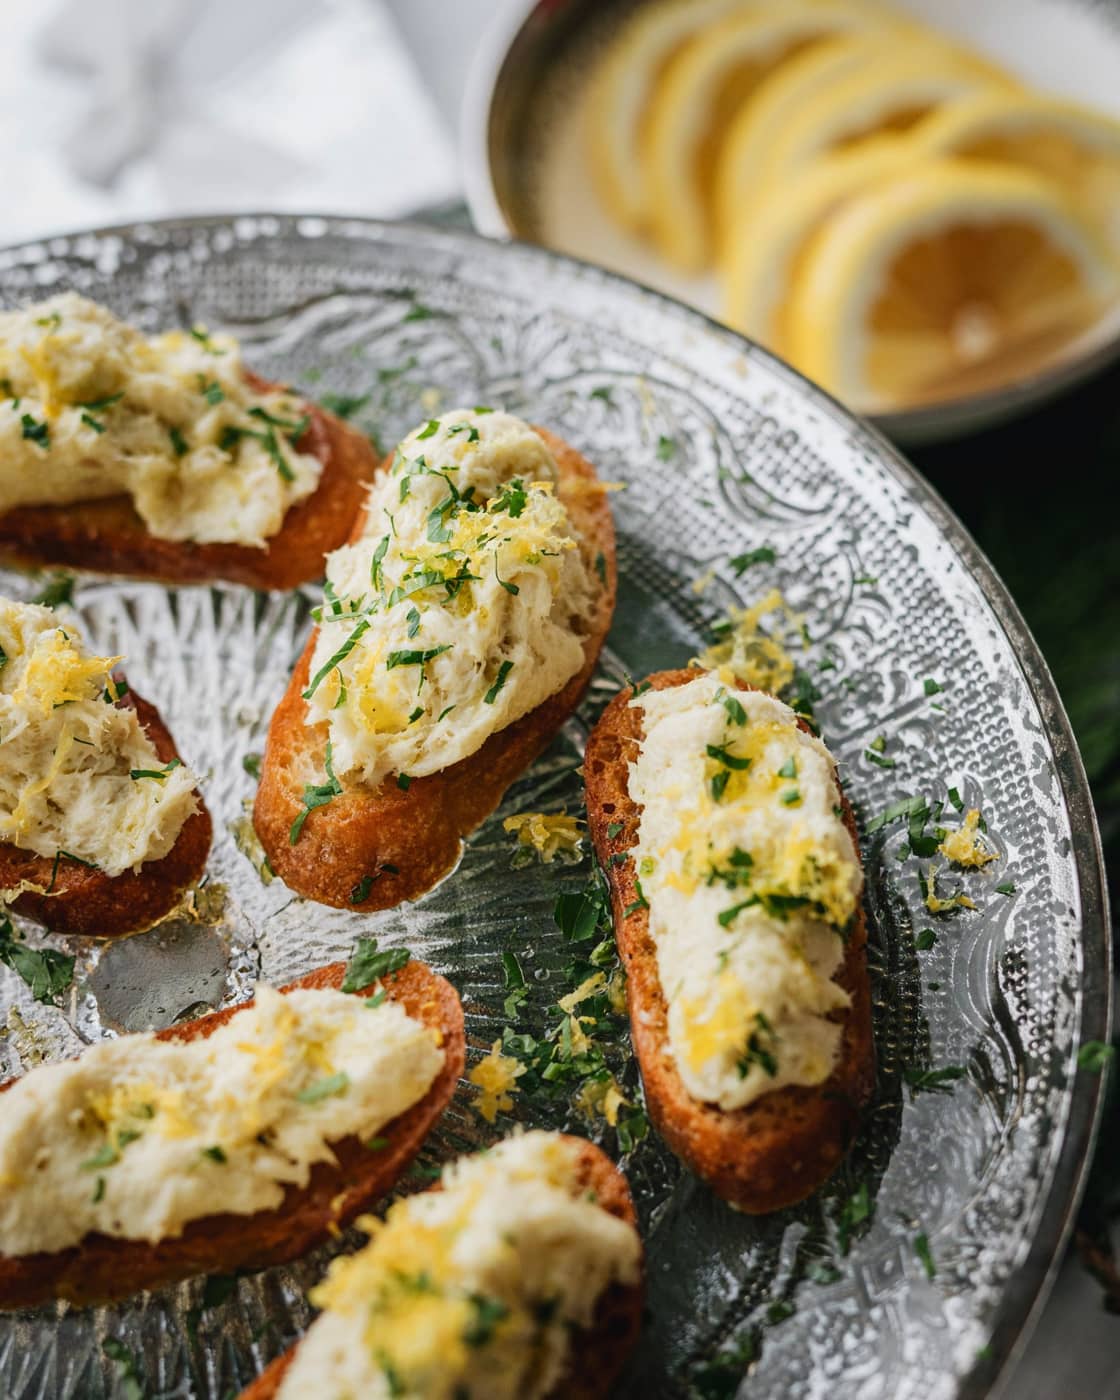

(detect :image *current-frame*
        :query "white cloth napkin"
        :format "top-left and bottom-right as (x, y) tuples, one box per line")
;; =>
(0, 0), (459, 244)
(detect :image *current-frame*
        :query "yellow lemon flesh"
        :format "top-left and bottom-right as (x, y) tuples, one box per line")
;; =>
(914, 91), (1120, 249)
(721, 138), (914, 346)
(639, 0), (892, 274)
(785, 159), (1120, 411)
(587, 0), (743, 233)
(714, 29), (965, 258)
(752, 49), (1018, 201)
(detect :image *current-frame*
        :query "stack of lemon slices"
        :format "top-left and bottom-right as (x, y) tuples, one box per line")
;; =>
(587, 0), (1120, 412)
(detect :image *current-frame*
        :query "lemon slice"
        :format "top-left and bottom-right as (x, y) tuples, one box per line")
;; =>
(639, 0), (891, 273)
(752, 50), (1018, 201)
(721, 137), (913, 345)
(914, 91), (1120, 249)
(587, 0), (743, 233)
(713, 30), (983, 257)
(785, 159), (1120, 410)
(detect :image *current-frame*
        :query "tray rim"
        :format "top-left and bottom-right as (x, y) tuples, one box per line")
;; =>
(0, 209), (1110, 1398)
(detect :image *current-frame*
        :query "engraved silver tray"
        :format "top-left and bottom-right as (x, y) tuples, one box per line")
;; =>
(0, 215), (1109, 1400)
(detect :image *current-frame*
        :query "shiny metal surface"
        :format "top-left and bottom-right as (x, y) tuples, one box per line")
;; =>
(0, 214), (1109, 1398)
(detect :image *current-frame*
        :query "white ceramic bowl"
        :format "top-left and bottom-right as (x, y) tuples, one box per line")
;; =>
(462, 0), (1120, 445)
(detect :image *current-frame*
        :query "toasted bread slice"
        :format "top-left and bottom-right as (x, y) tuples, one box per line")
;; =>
(0, 958), (464, 1308)
(0, 686), (212, 938)
(253, 427), (617, 910)
(0, 376), (376, 589)
(237, 1135), (642, 1400)
(584, 669), (875, 1214)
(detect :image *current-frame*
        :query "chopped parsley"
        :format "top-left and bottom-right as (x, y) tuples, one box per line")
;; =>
(706, 847), (754, 890)
(369, 534), (390, 588)
(594, 551), (607, 585)
(706, 743), (751, 771)
(710, 769), (731, 802)
(692, 1330), (760, 1399)
(484, 659), (514, 704)
(289, 741), (342, 844)
(623, 881), (649, 917)
(835, 1181), (873, 1255)
(319, 391), (370, 419)
(35, 311), (62, 330)
(737, 1012), (778, 1078)
(396, 772), (412, 791)
(716, 688), (747, 725)
(79, 391), (124, 412)
(202, 1145), (227, 1164)
(102, 1338), (145, 1400)
(923, 678), (943, 696)
(403, 301), (433, 322)
(729, 546), (776, 575)
(46, 848), (99, 893)
(496, 873), (648, 1157)
(502, 950), (528, 1018)
(349, 869), (396, 904)
(914, 928), (937, 951)
(189, 326), (224, 354)
(995, 881), (1016, 896)
(0, 912), (74, 1006)
(656, 434), (677, 461)
(169, 425), (189, 456)
(386, 644), (453, 670)
(914, 1232), (936, 1280)
(1077, 1040), (1115, 1072)
(903, 1064), (967, 1096)
(296, 1071), (351, 1104)
(32, 572), (75, 609)
(303, 620), (370, 699)
(464, 1293), (510, 1347)
(589, 385), (613, 404)
(494, 556), (519, 595)
(20, 413), (49, 449)
(865, 733), (896, 769)
(342, 936), (411, 992)
(777, 757), (797, 779)
(242, 753), (262, 780)
(129, 757), (182, 782)
(492, 479), (527, 518)
(606, 821), (624, 840)
(80, 412), (105, 434)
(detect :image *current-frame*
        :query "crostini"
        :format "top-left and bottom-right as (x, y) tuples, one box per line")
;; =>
(254, 408), (616, 910)
(0, 294), (376, 588)
(0, 958), (463, 1308)
(0, 596), (211, 937)
(584, 669), (874, 1213)
(238, 1131), (643, 1400)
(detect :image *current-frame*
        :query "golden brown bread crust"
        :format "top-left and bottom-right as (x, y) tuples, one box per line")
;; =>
(0, 958), (464, 1308)
(0, 375), (377, 589)
(0, 687), (212, 938)
(253, 427), (617, 911)
(584, 669), (875, 1214)
(237, 1135), (643, 1400)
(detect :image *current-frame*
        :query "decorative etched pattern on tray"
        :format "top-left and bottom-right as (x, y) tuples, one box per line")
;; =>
(0, 216), (1108, 1400)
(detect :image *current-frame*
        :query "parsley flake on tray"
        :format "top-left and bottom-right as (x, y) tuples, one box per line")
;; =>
(469, 870), (648, 1156)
